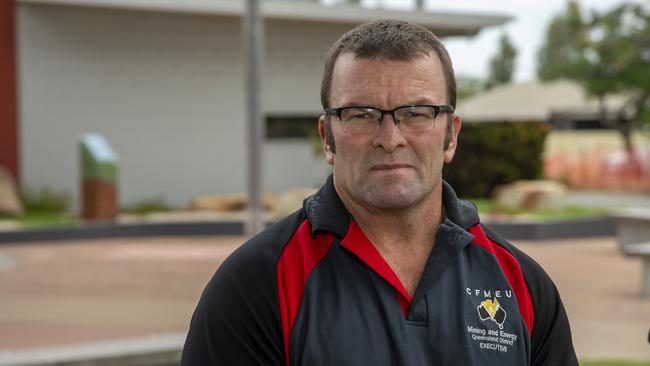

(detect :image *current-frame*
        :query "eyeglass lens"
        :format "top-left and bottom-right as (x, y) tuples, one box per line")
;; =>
(339, 106), (438, 133)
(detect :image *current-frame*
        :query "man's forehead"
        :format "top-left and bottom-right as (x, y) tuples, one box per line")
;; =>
(329, 52), (447, 104)
(334, 51), (439, 68)
(331, 52), (444, 81)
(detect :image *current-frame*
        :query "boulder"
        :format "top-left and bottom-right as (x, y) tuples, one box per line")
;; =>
(493, 180), (568, 211)
(0, 167), (23, 215)
(188, 192), (277, 212)
(272, 188), (318, 219)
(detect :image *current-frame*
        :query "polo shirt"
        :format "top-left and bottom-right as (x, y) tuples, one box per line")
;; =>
(181, 175), (578, 365)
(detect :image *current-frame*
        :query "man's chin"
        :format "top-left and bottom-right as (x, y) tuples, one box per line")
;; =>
(362, 185), (425, 210)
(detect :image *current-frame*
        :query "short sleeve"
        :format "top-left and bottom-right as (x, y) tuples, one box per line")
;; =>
(180, 237), (285, 365)
(481, 224), (579, 366)
(519, 255), (579, 366)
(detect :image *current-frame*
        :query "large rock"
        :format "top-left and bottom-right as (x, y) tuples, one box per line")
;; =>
(0, 167), (23, 215)
(188, 193), (277, 212)
(272, 188), (318, 219)
(493, 180), (568, 211)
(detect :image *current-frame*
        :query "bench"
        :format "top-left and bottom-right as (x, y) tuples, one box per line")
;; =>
(620, 242), (650, 297)
(611, 208), (650, 297)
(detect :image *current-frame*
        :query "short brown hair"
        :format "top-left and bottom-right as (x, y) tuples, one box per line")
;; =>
(320, 19), (457, 110)
(320, 19), (457, 151)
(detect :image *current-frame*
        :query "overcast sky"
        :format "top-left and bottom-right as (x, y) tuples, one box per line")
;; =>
(360, 0), (645, 81)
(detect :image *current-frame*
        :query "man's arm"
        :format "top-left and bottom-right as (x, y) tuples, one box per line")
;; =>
(181, 236), (285, 365)
(516, 253), (579, 366)
(482, 225), (579, 366)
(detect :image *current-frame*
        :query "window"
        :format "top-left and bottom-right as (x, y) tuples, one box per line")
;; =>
(266, 116), (319, 139)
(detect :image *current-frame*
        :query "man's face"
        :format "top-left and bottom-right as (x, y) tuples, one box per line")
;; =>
(318, 52), (461, 211)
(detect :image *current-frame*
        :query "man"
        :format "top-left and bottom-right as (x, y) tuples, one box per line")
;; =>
(182, 20), (578, 365)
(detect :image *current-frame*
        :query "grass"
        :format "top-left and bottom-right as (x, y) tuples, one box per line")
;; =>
(0, 196), (608, 230)
(581, 361), (650, 366)
(21, 186), (71, 213)
(470, 198), (607, 221)
(0, 186), (78, 229)
(121, 197), (173, 215)
(0, 195), (174, 230)
(0, 211), (80, 229)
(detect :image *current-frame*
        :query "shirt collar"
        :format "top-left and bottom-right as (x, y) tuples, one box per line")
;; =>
(303, 174), (351, 238)
(303, 174), (480, 237)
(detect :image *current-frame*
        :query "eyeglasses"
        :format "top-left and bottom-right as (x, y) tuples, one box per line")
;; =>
(324, 104), (454, 134)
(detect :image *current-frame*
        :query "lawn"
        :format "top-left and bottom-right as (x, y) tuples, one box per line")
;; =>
(0, 211), (80, 229)
(470, 198), (607, 221)
(0, 195), (172, 230)
(581, 361), (650, 366)
(0, 198), (610, 230)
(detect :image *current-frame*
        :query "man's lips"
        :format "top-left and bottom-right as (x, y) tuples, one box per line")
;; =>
(370, 163), (412, 171)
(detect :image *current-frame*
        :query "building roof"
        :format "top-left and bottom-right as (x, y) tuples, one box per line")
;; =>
(18, 0), (511, 37)
(456, 79), (629, 123)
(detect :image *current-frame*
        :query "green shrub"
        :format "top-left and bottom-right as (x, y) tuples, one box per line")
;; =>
(122, 196), (172, 215)
(443, 122), (548, 198)
(21, 186), (71, 213)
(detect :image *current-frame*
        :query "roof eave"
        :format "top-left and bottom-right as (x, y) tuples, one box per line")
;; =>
(17, 0), (512, 37)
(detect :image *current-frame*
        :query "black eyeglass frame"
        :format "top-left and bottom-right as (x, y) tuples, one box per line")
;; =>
(324, 104), (455, 125)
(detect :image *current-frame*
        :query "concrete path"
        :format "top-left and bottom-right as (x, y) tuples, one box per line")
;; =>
(516, 237), (650, 361)
(0, 236), (242, 351)
(566, 190), (650, 208)
(0, 236), (648, 361)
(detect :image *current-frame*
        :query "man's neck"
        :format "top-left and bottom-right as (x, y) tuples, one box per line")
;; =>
(336, 180), (445, 253)
(335, 179), (445, 296)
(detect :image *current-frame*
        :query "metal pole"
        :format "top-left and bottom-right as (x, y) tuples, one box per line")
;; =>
(243, 0), (265, 235)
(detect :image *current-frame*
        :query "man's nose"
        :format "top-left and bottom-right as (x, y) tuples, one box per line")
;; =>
(372, 114), (407, 152)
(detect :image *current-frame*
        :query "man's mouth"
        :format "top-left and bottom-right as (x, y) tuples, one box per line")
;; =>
(370, 163), (412, 171)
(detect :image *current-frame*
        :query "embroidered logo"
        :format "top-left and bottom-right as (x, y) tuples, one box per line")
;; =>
(477, 298), (506, 329)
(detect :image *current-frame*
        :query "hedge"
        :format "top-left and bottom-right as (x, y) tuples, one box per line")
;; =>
(443, 122), (548, 198)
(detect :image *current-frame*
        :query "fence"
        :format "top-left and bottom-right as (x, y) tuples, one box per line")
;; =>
(544, 131), (650, 192)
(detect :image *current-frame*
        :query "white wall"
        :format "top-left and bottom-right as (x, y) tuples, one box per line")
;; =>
(18, 4), (344, 209)
(262, 19), (350, 192)
(264, 139), (331, 191)
(263, 19), (350, 114)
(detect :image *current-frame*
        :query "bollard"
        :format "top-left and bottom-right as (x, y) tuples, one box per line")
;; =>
(79, 134), (118, 220)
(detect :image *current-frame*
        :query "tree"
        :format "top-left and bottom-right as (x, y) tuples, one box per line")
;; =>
(537, 1), (590, 81)
(582, 3), (650, 152)
(485, 33), (517, 89)
(456, 75), (485, 102)
(537, 1), (650, 156)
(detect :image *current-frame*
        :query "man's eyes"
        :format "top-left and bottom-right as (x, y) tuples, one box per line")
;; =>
(403, 111), (427, 118)
(401, 109), (434, 119)
(341, 107), (433, 122)
(345, 110), (376, 121)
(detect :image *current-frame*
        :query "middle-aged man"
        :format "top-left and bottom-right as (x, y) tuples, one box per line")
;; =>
(182, 19), (578, 365)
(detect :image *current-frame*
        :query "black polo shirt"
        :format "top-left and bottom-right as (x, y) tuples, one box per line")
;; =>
(181, 176), (578, 365)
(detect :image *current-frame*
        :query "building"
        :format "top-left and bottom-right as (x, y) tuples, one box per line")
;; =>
(1, 0), (510, 209)
(456, 79), (628, 128)
(456, 79), (650, 192)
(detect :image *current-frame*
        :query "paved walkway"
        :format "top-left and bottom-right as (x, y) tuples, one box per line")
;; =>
(516, 237), (650, 361)
(0, 236), (648, 361)
(565, 190), (650, 208)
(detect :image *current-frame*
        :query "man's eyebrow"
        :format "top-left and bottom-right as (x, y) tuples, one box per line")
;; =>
(336, 98), (439, 109)
(409, 98), (437, 105)
(338, 102), (372, 108)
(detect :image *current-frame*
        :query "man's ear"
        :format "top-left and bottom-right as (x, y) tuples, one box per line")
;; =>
(443, 114), (462, 163)
(318, 116), (335, 165)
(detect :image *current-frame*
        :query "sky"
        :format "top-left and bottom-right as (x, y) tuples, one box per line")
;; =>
(357, 0), (645, 81)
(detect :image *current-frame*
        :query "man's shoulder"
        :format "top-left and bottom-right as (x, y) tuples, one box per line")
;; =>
(221, 208), (308, 275)
(180, 209), (306, 366)
(478, 223), (562, 307)
(195, 208), (308, 317)
(478, 222), (578, 365)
